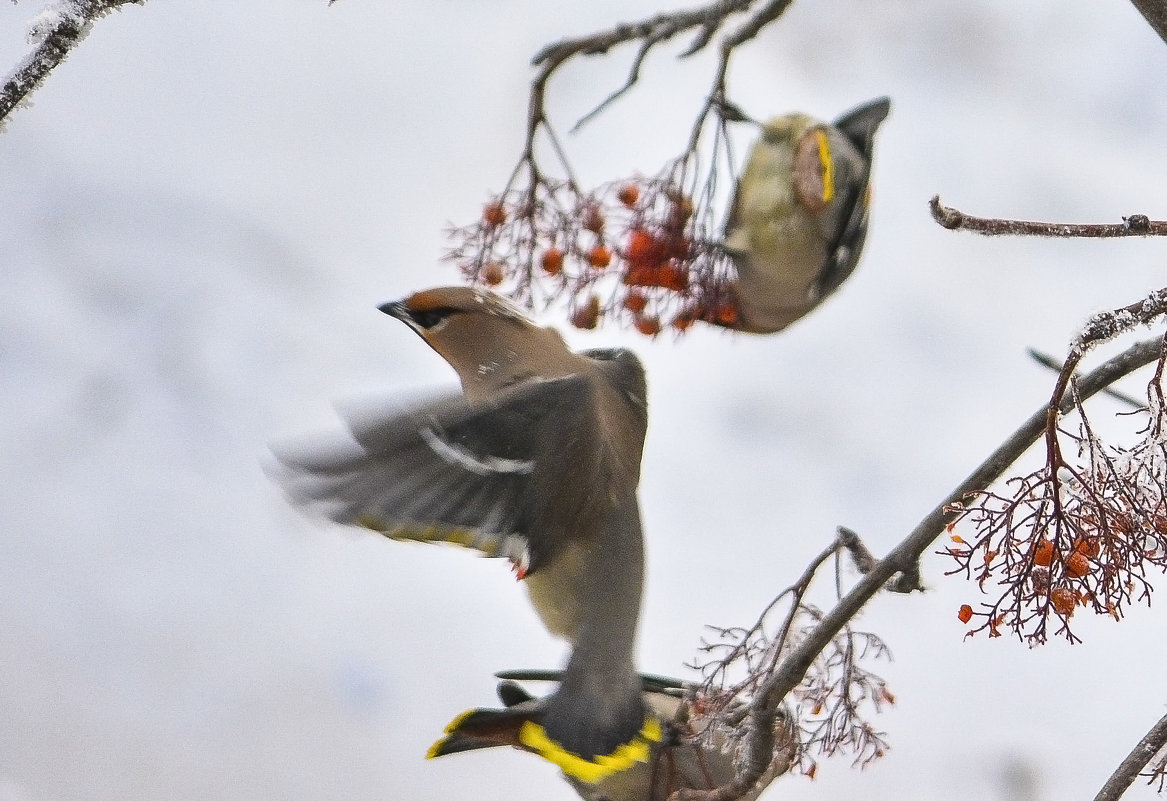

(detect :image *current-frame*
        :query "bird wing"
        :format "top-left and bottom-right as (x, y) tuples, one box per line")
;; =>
(270, 374), (595, 568)
(816, 97), (891, 297)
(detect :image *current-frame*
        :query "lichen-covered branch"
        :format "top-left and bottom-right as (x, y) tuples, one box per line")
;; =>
(929, 196), (1167, 237)
(1092, 711), (1167, 801)
(1, 0), (147, 127)
(1127, 0), (1167, 48)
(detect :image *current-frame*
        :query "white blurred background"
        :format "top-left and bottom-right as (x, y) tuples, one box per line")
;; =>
(3, 2), (1167, 799)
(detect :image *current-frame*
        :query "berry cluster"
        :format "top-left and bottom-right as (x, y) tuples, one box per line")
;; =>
(445, 168), (741, 335)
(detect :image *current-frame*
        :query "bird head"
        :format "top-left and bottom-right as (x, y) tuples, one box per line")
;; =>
(379, 286), (574, 400)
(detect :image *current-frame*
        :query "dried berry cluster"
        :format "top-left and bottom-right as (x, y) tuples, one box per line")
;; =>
(946, 401), (1167, 643)
(445, 165), (741, 335)
(690, 603), (893, 778)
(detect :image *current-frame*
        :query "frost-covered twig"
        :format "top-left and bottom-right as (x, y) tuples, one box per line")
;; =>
(677, 338), (1161, 801)
(680, 530), (893, 801)
(1, 0), (146, 127)
(1071, 288), (1167, 359)
(948, 327), (1167, 643)
(929, 196), (1167, 237)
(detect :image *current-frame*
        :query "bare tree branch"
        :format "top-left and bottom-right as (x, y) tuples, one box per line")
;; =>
(719, 0), (795, 49)
(1127, 0), (1167, 47)
(1027, 348), (1143, 409)
(0, 0), (146, 127)
(529, 0), (751, 144)
(675, 337), (1163, 801)
(929, 196), (1167, 238)
(525, 0), (796, 172)
(1093, 710), (1167, 801)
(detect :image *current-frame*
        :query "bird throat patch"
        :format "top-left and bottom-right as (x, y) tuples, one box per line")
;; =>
(517, 716), (662, 783)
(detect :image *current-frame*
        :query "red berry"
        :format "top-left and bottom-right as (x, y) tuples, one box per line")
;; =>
(634, 315), (661, 336)
(1050, 587), (1077, 617)
(1033, 538), (1054, 567)
(617, 184), (639, 208)
(587, 245), (611, 269)
(483, 201), (507, 227)
(622, 291), (648, 314)
(571, 296), (600, 330)
(481, 262), (505, 285)
(541, 248), (564, 275)
(1065, 551), (1090, 578)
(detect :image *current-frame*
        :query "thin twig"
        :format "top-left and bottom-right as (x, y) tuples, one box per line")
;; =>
(837, 526), (878, 575)
(929, 196), (1167, 237)
(525, 0), (798, 164)
(0, 0), (146, 126)
(1092, 711), (1167, 801)
(674, 337), (1163, 801)
(1027, 348), (1143, 409)
(720, 0), (795, 48)
(530, 0), (755, 137)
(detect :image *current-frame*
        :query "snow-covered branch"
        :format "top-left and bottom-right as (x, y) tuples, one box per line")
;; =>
(1, 0), (146, 127)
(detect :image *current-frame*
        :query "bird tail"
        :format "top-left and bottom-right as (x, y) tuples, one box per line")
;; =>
(517, 697), (661, 784)
(428, 682), (661, 784)
(426, 706), (529, 758)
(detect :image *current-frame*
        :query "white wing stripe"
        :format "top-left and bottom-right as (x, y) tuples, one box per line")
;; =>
(420, 426), (535, 476)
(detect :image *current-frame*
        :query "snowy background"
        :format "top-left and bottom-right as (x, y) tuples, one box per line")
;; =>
(3, 2), (1167, 800)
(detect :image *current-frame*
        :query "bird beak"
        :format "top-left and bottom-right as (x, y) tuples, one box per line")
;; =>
(378, 300), (410, 321)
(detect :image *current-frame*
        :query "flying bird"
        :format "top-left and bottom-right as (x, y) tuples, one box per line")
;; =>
(270, 286), (656, 783)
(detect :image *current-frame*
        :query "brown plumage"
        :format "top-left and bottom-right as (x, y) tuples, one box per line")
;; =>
(270, 286), (655, 781)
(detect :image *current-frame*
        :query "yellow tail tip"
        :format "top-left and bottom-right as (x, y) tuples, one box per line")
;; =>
(442, 709), (475, 735)
(425, 709), (477, 760)
(518, 717), (662, 784)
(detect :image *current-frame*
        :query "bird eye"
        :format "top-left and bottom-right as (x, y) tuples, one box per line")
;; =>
(411, 306), (459, 329)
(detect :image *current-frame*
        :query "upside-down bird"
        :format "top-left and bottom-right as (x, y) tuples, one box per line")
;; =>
(722, 96), (891, 333)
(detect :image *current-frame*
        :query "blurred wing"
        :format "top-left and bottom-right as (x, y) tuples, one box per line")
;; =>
(270, 374), (592, 565)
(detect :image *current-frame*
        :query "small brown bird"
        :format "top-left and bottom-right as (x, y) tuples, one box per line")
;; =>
(722, 97), (891, 333)
(271, 286), (656, 783)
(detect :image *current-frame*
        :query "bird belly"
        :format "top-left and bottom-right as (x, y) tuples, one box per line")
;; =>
(522, 540), (596, 642)
(732, 226), (827, 332)
(524, 562), (583, 642)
